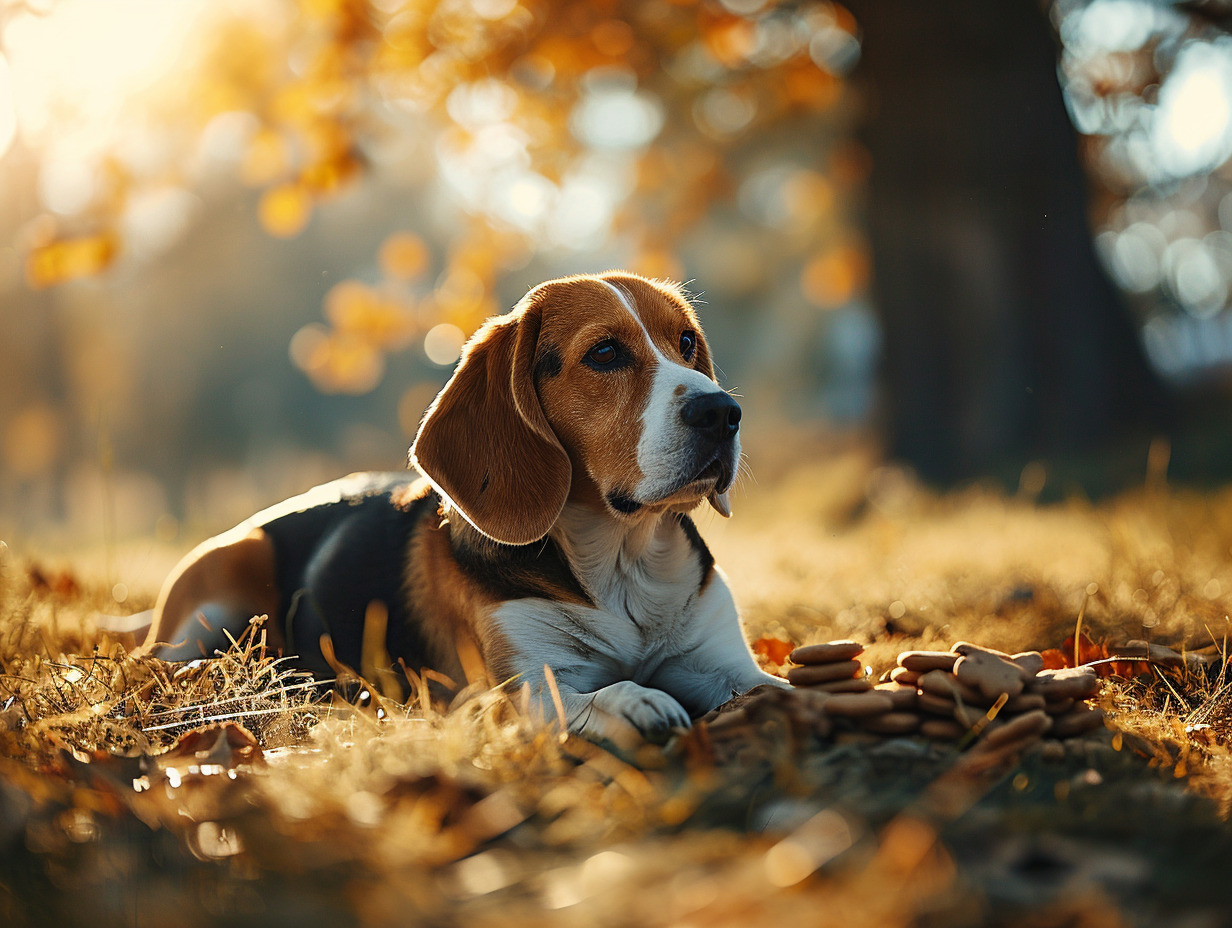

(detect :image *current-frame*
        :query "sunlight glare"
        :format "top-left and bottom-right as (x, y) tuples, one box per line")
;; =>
(549, 165), (624, 249)
(1061, 0), (1166, 56)
(0, 54), (15, 160)
(571, 69), (664, 150)
(1153, 40), (1232, 179)
(2, 0), (210, 149)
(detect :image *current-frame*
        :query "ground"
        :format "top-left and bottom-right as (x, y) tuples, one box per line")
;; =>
(3, 441), (1232, 927)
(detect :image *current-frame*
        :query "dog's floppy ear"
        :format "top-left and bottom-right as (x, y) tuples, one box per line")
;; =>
(410, 294), (570, 546)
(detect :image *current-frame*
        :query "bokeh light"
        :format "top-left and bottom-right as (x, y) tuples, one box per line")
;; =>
(15, 0), (1232, 535)
(1153, 39), (1232, 179)
(1057, 0), (1232, 380)
(423, 322), (467, 366)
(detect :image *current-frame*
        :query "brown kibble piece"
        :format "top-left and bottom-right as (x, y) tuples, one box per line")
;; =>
(860, 712), (922, 735)
(954, 651), (1025, 701)
(1030, 667), (1099, 700)
(789, 687), (832, 715)
(982, 709), (1052, 749)
(1044, 697), (1075, 715)
(898, 650), (958, 673)
(813, 677), (874, 694)
(789, 640), (864, 665)
(873, 682), (919, 710)
(1011, 651), (1045, 677)
(822, 692), (895, 717)
(953, 641), (1013, 659)
(834, 731), (882, 746)
(918, 691), (987, 727)
(921, 718), (966, 740)
(952, 702), (986, 728)
(918, 669), (982, 703)
(1038, 739), (1066, 761)
(1050, 706), (1106, 738)
(917, 691), (957, 715)
(787, 659), (862, 686)
(1002, 692), (1047, 713)
(1114, 641), (1183, 668)
(890, 666), (922, 686)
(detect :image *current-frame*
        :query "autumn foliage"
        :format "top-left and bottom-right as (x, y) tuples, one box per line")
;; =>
(20, 0), (865, 393)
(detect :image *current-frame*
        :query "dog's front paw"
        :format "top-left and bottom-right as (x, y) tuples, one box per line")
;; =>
(596, 681), (691, 744)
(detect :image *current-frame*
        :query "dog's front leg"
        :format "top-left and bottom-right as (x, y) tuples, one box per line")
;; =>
(652, 570), (792, 715)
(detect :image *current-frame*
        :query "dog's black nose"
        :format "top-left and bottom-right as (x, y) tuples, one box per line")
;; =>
(681, 392), (741, 440)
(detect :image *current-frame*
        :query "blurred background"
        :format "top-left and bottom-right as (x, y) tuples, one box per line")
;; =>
(2, 0), (1232, 558)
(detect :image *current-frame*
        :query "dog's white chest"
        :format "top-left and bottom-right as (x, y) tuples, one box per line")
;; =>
(491, 513), (716, 688)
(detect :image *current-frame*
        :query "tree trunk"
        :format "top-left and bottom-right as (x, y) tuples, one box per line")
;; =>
(843, 0), (1171, 484)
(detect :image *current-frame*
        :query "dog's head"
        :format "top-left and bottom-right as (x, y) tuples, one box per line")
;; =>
(410, 272), (740, 545)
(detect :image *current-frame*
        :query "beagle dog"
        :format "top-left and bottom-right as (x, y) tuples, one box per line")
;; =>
(143, 272), (785, 743)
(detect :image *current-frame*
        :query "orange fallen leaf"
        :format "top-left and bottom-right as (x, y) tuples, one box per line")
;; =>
(752, 636), (795, 669)
(1044, 632), (1144, 678)
(1040, 648), (1068, 670)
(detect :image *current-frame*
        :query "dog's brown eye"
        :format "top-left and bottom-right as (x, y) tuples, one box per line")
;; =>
(584, 339), (621, 369)
(680, 330), (697, 362)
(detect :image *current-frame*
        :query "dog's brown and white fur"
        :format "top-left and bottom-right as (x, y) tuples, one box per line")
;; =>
(143, 272), (784, 743)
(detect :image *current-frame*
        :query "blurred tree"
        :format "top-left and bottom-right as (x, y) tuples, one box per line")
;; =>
(15, 0), (860, 393)
(844, 0), (1172, 484)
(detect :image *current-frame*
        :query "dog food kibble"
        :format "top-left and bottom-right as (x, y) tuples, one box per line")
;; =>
(916, 691), (959, 716)
(822, 692), (895, 717)
(786, 659), (863, 686)
(982, 709), (1052, 749)
(917, 669), (981, 703)
(1001, 692), (1047, 713)
(873, 682), (919, 710)
(761, 636), (1113, 755)
(1112, 640), (1183, 668)
(789, 640), (864, 664)
(954, 651), (1026, 701)
(952, 641), (1013, 659)
(897, 650), (959, 673)
(949, 700), (988, 729)
(889, 666), (922, 686)
(1050, 705), (1106, 738)
(814, 677), (874, 694)
(921, 718), (966, 740)
(1043, 697), (1075, 715)
(1030, 667), (1100, 700)
(860, 711), (922, 735)
(1011, 651), (1045, 677)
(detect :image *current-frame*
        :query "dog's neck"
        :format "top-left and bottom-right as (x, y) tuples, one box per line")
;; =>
(549, 500), (697, 610)
(437, 478), (703, 611)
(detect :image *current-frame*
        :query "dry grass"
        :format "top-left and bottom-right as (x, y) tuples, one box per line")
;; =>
(4, 448), (1232, 926)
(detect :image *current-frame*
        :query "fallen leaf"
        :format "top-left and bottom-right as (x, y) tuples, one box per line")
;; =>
(752, 636), (795, 670)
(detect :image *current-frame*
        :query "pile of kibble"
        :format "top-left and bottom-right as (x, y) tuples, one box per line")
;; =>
(704, 640), (1105, 753)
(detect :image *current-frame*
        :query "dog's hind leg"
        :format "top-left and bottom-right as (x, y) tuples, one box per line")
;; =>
(141, 526), (281, 660)
(154, 602), (263, 660)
